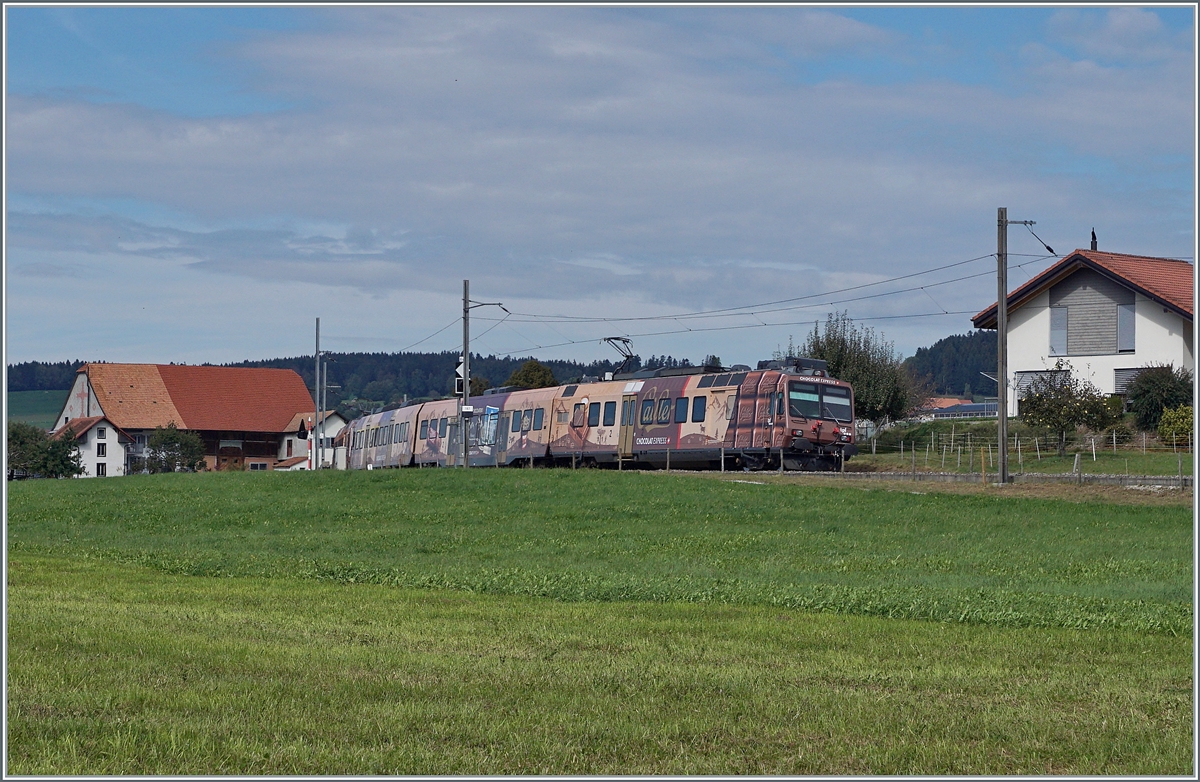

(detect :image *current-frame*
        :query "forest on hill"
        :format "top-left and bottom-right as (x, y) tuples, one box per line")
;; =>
(901, 330), (996, 399)
(8, 332), (995, 417)
(7, 352), (700, 420)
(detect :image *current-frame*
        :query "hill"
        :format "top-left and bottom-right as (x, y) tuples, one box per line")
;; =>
(902, 330), (996, 398)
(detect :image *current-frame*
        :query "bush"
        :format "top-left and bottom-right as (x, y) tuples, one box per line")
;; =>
(1127, 365), (1193, 431)
(1157, 406), (1193, 449)
(1103, 421), (1135, 445)
(147, 422), (206, 473)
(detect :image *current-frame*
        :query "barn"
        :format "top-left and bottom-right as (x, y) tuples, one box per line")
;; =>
(54, 363), (324, 473)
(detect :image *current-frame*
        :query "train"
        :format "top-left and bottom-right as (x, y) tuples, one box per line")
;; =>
(344, 357), (858, 472)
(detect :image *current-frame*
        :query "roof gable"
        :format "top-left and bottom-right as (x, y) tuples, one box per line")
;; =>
(973, 249), (1194, 329)
(83, 363), (314, 433)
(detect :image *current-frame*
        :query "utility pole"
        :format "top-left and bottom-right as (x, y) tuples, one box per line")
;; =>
(996, 208), (1037, 485)
(314, 317), (320, 471)
(462, 280), (471, 468)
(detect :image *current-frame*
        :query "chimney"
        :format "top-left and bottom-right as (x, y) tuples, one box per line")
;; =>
(1090, 228), (1097, 252)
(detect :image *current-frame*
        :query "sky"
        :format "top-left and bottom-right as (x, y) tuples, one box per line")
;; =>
(4, 5), (1196, 370)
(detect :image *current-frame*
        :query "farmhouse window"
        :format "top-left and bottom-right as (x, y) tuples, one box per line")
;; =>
(96, 443), (107, 458)
(97, 427), (106, 439)
(96, 462), (106, 477)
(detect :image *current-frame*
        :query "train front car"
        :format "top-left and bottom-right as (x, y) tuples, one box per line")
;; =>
(774, 358), (858, 471)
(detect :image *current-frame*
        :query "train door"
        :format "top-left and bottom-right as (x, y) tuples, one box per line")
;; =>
(619, 395), (636, 458)
(495, 412), (509, 465)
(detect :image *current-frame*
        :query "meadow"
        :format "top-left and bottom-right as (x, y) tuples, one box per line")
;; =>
(6, 469), (1194, 774)
(6, 389), (69, 430)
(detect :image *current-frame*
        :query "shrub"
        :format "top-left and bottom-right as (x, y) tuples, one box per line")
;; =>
(1157, 406), (1193, 449)
(1127, 364), (1193, 431)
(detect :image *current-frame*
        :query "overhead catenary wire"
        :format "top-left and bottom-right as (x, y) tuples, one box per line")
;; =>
(481, 253), (1058, 356)
(472, 252), (1057, 325)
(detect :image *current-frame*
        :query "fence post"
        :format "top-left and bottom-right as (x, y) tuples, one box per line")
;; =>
(1091, 437), (1096, 461)
(720, 446), (725, 472)
(912, 446), (917, 481)
(980, 447), (986, 485)
(778, 447), (784, 474)
(666, 445), (670, 473)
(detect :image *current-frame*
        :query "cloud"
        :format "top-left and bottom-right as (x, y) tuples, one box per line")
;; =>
(5, 7), (1193, 363)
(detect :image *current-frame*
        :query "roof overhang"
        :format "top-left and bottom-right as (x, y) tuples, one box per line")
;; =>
(972, 252), (1194, 330)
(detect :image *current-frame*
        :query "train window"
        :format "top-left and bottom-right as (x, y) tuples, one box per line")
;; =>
(420, 420), (428, 439)
(789, 382), (820, 418)
(726, 404), (735, 420)
(512, 412), (523, 433)
(729, 373), (747, 386)
(621, 399), (632, 425)
(572, 403), (586, 427)
(603, 400), (616, 426)
(821, 385), (853, 422)
(698, 375), (716, 388)
(533, 408), (544, 430)
(438, 418), (448, 438)
(562, 385), (578, 397)
(522, 409), (534, 431)
(640, 399), (655, 424)
(776, 392), (785, 417)
(692, 396), (706, 422)
(557, 410), (569, 424)
(713, 374), (731, 387)
(674, 397), (688, 423)
(656, 398), (672, 424)
(587, 402), (601, 427)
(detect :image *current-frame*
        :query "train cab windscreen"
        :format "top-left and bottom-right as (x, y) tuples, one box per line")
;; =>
(821, 385), (853, 422)
(789, 382), (853, 422)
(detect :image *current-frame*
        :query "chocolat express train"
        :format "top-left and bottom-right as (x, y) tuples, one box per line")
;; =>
(345, 358), (858, 472)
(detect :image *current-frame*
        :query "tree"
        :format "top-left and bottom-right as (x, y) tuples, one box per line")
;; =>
(797, 312), (925, 425)
(146, 422), (206, 473)
(7, 421), (84, 479)
(8, 421), (48, 478)
(503, 360), (557, 389)
(1019, 361), (1112, 456)
(1126, 364), (1193, 431)
(470, 375), (491, 396)
(42, 431), (85, 478)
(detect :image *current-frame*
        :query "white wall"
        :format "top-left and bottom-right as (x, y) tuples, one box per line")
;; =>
(74, 422), (126, 478)
(57, 372), (103, 429)
(1005, 290), (1193, 415)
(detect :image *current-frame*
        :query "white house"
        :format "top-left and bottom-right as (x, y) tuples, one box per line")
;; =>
(973, 247), (1194, 416)
(50, 416), (133, 477)
(278, 410), (348, 469)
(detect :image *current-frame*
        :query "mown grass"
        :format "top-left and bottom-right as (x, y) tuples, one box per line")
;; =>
(7, 553), (1192, 775)
(7, 469), (1192, 634)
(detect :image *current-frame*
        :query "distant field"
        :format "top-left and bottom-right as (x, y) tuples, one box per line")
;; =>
(6, 470), (1193, 774)
(6, 389), (68, 430)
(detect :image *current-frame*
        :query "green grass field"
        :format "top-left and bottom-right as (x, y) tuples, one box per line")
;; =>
(6, 389), (69, 430)
(6, 470), (1194, 774)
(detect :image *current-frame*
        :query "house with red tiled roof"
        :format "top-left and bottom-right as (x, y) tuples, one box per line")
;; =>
(54, 363), (321, 472)
(49, 415), (134, 477)
(972, 245), (1194, 416)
